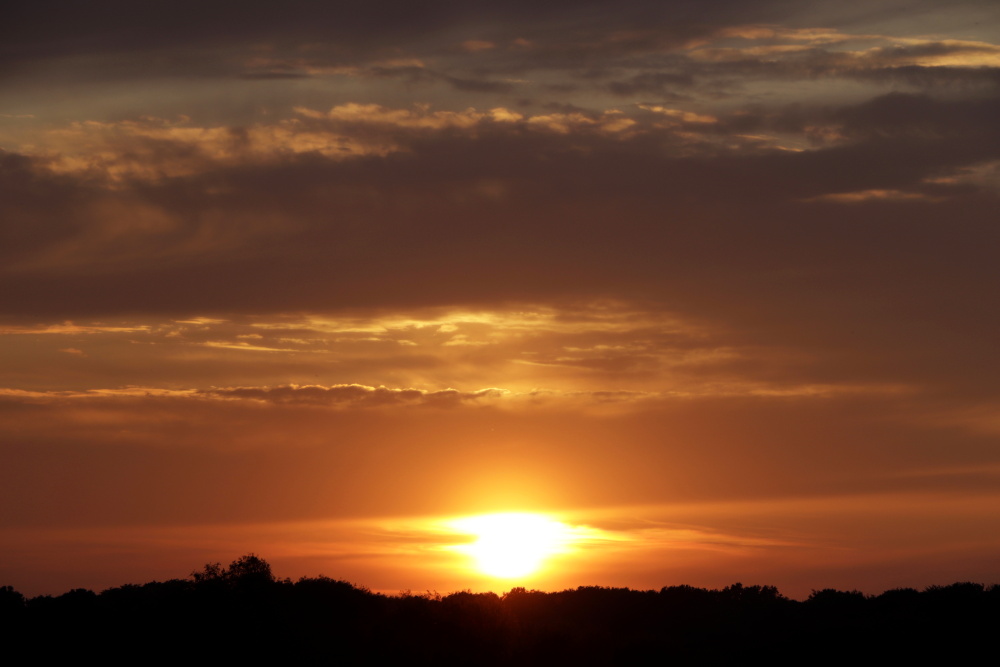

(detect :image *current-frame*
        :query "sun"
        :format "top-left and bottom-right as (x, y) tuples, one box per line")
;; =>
(450, 512), (574, 578)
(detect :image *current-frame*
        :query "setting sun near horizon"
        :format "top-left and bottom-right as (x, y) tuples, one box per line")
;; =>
(449, 512), (579, 578)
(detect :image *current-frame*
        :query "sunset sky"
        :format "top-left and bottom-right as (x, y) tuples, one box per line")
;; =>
(3, 0), (1000, 599)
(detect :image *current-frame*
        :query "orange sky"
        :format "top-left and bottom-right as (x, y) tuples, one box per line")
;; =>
(3, 0), (1000, 598)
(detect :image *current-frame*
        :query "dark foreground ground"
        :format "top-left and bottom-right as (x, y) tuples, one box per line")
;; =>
(3, 555), (997, 664)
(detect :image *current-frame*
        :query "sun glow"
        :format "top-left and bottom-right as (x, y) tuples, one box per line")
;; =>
(450, 512), (577, 578)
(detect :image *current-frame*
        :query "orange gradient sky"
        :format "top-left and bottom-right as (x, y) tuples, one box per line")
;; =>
(3, 0), (1000, 598)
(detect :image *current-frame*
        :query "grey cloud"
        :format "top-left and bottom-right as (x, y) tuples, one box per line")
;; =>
(0, 1), (752, 79)
(366, 65), (515, 93)
(606, 71), (696, 97)
(240, 71), (311, 81)
(7, 0), (998, 114)
(835, 92), (1000, 142)
(442, 75), (515, 93)
(597, 43), (1000, 99)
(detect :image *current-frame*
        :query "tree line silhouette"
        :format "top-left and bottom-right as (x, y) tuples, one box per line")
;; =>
(3, 554), (997, 663)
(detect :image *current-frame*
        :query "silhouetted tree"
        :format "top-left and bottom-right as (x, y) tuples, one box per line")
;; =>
(191, 553), (274, 586)
(0, 585), (25, 626)
(226, 553), (274, 584)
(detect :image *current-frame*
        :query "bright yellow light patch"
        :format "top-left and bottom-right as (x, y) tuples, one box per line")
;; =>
(450, 512), (575, 578)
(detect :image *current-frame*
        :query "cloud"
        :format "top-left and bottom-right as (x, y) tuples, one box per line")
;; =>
(3, 86), (1000, 412)
(199, 384), (507, 407)
(0, 1), (743, 84)
(12, 303), (902, 402)
(0, 322), (150, 335)
(800, 188), (942, 203)
(459, 40), (496, 53)
(11, 104), (651, 188)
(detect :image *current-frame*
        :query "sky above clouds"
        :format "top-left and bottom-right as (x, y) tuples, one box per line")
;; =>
(2, 0), (1000, 597)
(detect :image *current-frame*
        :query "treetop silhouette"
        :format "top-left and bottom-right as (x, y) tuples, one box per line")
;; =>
(191, 553), (274, 586)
